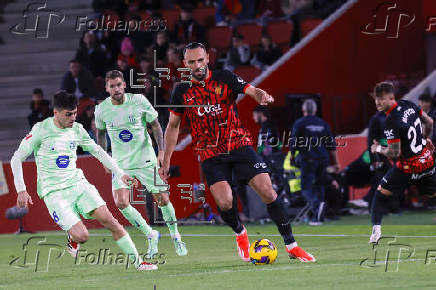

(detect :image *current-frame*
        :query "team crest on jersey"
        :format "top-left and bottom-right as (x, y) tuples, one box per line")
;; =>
(56, 156), (70, 168)
(215, 87), (222, 95)
(119, 129), (133, 142)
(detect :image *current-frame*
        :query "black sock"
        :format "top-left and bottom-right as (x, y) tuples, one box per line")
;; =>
(371, 190), (388, 225)
(267, 199), (295, 245)
(219, 207), (244, 234)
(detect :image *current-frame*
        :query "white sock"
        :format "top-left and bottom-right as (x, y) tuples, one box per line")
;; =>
(286, 242), (298, 251)
(372, 225), (381, 233)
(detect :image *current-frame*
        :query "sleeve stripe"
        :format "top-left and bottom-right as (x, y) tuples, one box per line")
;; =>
(169, 109), (182, 116)
(243, 83), (250, 94)
(419, 109), (423, 116)
(387, 139), (401, 144)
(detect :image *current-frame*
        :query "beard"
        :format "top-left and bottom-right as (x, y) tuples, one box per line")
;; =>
(192, 66), (207, 81)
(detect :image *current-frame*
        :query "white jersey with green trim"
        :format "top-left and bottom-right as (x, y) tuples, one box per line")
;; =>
(94, 93), (158, 170)
(10, 117), (125, 198)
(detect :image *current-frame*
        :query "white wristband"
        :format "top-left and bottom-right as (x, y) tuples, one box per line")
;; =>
(376, 145), (382, 153)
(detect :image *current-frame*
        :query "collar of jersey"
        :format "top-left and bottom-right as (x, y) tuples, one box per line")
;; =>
(385, 102), (398, 116)
(110, 94), (128, 107)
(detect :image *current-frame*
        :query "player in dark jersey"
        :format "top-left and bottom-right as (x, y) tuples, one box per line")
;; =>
(159, 42), (315, 263)
(369, 82), (436, 243)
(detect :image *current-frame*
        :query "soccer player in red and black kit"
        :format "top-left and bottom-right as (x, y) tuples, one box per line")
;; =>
(369, 82), (436, 243)
(159, 42), (315, 262)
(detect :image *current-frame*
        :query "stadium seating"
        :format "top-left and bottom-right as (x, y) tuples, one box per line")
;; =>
(207, 26), (233, 58)
(208, 48), (217, 68)
(192, 6), (216, 26)
(161, 8), (180, 32)
(300, 18), (323, 37)
(235, 23), (263, 48)
(234, 65), (261, 82)
(266, 20), (294, 52)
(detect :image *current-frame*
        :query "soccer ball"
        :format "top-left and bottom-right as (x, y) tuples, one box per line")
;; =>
(249, 239), (278, 265)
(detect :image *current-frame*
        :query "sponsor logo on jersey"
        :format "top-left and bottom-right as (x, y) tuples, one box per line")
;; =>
(119, 129), (133, 142)
(411, 167), (436, 180)
(402, 108), (415, 123)
(56, 156), (70, 168)
(384, 129), (394, 138)
(25, 134), (32, 140)
(197, 103), (223, 117)
(254, 162), (267, 169)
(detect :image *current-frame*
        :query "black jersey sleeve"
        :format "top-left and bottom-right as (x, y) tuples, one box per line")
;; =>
(221, 70), (250, 95)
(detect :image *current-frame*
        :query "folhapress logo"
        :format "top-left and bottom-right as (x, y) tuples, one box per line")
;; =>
(361, 2), (415, 39)
(10, 2), (65, 38)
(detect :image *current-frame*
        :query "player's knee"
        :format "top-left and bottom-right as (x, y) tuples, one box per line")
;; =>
(156, 193), (169, 206)
(257, 185), (277, 203)
(73, 230), (89, 243)
(218, 199), (233, 211)
(115, 199), (130, 209)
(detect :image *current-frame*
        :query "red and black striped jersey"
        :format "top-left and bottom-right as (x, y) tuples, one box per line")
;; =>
(384, 100), (434, 173)
(169, 69), (252, 161)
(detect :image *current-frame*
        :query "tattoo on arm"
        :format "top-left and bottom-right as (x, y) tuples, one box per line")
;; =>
(381, 142), (401, 159)
(97, 129), (107, 151)
(150, 119), (164, 151)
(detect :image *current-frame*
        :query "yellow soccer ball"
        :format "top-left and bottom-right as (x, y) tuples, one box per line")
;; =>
(249, 239), (278, 265)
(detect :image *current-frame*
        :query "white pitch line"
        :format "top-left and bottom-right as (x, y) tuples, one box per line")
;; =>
(5, 233), (436, 238)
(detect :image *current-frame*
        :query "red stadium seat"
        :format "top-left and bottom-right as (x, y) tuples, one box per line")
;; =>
(161, 8), (180, 32)
(235, 23), (263, 47)
(192, 6), (216, 26)
(207, 26), (233, 58)
(266, 20), (294, 51)
(300, 18), (323, 37)
(233, 66), (261, 82)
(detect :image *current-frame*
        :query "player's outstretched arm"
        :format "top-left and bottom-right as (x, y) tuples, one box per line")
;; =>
(245, 85), (274, 105)
(150, 118), (164, 166)
(159, 112), (181, 182)
(371, 139), (401, 159)
(11, 126), (40, 208)
(420, 110), (434, 139)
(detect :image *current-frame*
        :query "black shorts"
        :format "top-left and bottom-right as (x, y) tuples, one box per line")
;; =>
(201, 146), (270, 186)
(380, 166), (436, 195)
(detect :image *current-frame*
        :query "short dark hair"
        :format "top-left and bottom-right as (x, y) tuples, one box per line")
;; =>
(33, 88), (43, 96)
(253, 105), (270, 118)
(373, 81), (395, 98)
(105, 70), (124, 83)
(418, 93), (432, 103)
(53, 91), (78, 110)
(69, 59), (80, 64)
(183, 42), (206, 57)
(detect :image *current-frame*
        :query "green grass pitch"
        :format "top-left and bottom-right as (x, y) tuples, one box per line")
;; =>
(1, 210), (436, 290)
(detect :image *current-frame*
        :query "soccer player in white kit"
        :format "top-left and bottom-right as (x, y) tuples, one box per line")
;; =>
(94, 70), (187, 256)
(11, 91), (157, 270)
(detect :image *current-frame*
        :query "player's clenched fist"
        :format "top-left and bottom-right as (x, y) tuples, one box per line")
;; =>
(121, 174), (138, 188)
(158, 160), (170, 183)
(17, 190), (33, 208)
